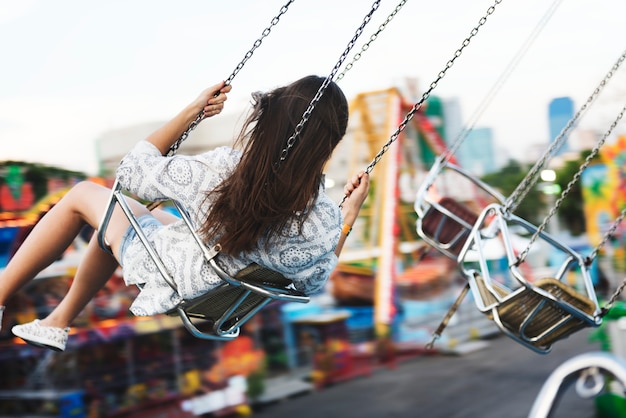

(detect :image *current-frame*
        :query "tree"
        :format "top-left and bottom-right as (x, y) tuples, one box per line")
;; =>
(481, 159), (547, 225)
(553, 150), (597, 236)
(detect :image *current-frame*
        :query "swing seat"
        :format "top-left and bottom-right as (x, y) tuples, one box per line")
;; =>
(415, 160), (506, 260)
(462, 204), (601, 353)
(172, 262), (307, 340)
(98, 179), (309, 341)
(472, 274), (598, 353)
(419, 197), (479, 258)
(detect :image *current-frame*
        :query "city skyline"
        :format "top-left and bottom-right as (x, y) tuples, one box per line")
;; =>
(1, 0), (625, 174)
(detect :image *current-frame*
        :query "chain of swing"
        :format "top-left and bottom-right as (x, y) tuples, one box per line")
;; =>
(504, 49), (626, 319)
(333, 0), (504, 207)
(167, 0), (296, 156)
(275, 0), (382, 167)
(505, 50), (626, 216)
(359, 0), (503, 178)
(161, 0), (505, 208)
(439, 0), (564, 167)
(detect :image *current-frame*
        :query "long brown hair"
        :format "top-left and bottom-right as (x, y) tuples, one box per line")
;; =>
(200, 75), (349, 255)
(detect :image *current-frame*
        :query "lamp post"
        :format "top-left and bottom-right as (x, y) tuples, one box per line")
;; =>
(540, 169), (561, 236)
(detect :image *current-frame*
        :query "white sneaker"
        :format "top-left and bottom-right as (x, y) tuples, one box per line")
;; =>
(12, 320), (70, 352)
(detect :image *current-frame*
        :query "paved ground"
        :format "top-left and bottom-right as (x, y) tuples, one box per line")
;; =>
(253, 329), (612, 418)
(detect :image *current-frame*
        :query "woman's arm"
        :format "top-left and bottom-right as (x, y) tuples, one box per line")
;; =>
(146, 81), (232, 155)
(335, 171), (370, 257)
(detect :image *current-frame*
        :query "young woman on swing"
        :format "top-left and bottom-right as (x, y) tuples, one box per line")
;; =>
(0, 75), (370, 351)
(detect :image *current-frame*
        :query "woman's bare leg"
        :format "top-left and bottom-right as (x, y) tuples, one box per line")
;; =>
(43, 235), (119, 328)
(0, 181), (177, 328)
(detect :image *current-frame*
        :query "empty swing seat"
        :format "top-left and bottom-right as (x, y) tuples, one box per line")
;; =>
(98, 179), (309, 341)
(462, 205), (601, 353)
(415, 160), (506, 260)
(471, 273), (598, 353)
(419, 197), (479, 258)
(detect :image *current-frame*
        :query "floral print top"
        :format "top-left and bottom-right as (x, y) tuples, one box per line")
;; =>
(116, 141), (341, 316)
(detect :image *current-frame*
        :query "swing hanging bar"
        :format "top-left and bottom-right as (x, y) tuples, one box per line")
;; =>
(446, 98), (624, 351)
(459, 204), (601, 353)
(505, 49), (626, 215)
(276, 0), (382, 167)
(421, 49), (626, 351)
(529, 352), (626, 418)
(167, 0), (296, 156)
(98, 180), (309, 341)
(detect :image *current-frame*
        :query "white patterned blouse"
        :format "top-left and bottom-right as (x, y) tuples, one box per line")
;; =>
(115, 141), (342, 316)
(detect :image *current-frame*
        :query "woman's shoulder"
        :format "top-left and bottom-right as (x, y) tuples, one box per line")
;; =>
(196, 146), (241, 168)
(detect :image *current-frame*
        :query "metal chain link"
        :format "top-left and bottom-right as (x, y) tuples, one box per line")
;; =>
(335, 0), (408, 82)
(363, 0), (501, 176)
(515, 104), (626, 265)
(276, 0), (382, 167)
(338, 0), (503, 207)
(504, 49), (626, 214)
(167, 0), (296, 156)
(440, 0), (562, 166)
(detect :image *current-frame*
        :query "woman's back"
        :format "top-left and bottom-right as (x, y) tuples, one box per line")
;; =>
(117, 141), (342, 316)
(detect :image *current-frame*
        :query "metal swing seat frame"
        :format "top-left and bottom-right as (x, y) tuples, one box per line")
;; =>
(460, 203), (601, 353)
(415, 158), (507, 261)
(411, 18), (626, 354)
(91, 0), (403, 342)
(415, 159), (602, 354)
(97, 179), (309, 341)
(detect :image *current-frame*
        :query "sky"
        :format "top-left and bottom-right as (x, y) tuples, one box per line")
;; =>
(1, 0), (625, 174)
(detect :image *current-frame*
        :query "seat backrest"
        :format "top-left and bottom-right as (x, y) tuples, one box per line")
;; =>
(420, 197), (478, 257)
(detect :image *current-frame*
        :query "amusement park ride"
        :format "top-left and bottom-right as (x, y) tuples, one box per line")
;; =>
(3, 0), (626, 414)
(330, 85), (463, 336)
(6, 0), (623, 355)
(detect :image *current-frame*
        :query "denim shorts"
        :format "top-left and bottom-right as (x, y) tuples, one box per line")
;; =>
(119, 214), (163, 267)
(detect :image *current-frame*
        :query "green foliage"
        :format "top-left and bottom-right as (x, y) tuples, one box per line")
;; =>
(481, 159), (547, 225)
(246, 369), (266, 401)
(552, 150), (595, 235)
(480, 151), (592, 235)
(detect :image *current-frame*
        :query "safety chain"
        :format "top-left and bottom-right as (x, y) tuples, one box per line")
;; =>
(167, 0), (296, 156)
(338, 0), (503, 207)
(441, 0), (563, 166)
(425, 283), (470, 350)
(504, 49), (626, 214)
(363, 0), (501, 176)
(276, 0), (382, 167)
(515, 103), (626, 266)
(335, 0), (408, 82)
